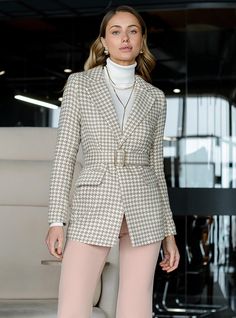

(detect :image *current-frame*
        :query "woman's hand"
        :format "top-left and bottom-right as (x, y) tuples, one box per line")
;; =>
(159, 235), (180, 273)
(45, 226), (64, 260)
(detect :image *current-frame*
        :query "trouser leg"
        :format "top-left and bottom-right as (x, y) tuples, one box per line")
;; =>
(116, 215), (161, 318)
(57, 239), (111, 318)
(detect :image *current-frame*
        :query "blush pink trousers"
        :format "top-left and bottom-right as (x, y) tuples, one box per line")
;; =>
(57, 215), (161, 318)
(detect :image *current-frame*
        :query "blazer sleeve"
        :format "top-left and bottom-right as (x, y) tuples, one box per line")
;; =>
(150, 90), (177, 237)
(48, 73), (81, 225)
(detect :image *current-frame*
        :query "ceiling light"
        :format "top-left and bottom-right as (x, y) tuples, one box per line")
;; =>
(0, 70), (5, 76)
(14, 95), (59, 109)
(64, 68), (72, 73)
(173, 88), (181, 93)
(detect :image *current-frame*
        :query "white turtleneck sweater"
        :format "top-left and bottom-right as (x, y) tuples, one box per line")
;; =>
(50, 57), (136, 227)
(104, 57), (136, 131)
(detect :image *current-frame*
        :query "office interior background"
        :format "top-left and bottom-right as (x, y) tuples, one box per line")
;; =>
(0, 0), (236, 317)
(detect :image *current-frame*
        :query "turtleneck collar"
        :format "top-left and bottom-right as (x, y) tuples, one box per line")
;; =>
(105, 57), (136, 86)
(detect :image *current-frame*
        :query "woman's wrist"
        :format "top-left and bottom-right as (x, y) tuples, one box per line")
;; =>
(163, 234), (175, 241)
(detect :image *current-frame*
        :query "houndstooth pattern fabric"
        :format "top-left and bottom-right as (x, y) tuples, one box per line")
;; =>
(48, 65), (177, 247)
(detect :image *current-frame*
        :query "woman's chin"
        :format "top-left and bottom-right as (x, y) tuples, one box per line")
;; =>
(111, 55), (137, 65)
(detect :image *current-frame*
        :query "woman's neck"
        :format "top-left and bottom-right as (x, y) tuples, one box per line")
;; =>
(105, 57), (136, 86)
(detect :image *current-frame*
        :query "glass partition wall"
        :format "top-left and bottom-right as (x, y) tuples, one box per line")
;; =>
(152, 7), (236, 318)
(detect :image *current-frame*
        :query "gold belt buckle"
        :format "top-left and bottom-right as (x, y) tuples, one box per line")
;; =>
(114, 149), (126, 166)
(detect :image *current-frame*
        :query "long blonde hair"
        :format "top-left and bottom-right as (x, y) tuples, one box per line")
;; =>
(84, 5), (156, 83)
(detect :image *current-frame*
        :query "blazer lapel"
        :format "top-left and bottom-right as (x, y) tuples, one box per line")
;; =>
(87, 66), (156, 146)
(88, 66), (123, 141)
(118, 76), (156, 147)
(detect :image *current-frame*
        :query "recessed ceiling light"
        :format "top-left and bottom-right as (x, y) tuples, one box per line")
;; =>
(173, 88), (181, 93)
(64, 68), (72, 73)
(14, 95), (59, 109)
(0, 70), (5, 76)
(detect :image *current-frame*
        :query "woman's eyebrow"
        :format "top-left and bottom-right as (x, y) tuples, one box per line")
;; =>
(109, 25), (121, 30)
(109, 24), (139, 30)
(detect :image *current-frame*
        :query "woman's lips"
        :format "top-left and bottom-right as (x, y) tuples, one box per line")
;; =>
(119, 46), (132, 52)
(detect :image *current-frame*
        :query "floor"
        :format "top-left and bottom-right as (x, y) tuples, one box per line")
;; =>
(153, 306), (236, 318)
(0, 299), (235, 318)
(0, 299), (58, 318)
(0, 299), (106, 318)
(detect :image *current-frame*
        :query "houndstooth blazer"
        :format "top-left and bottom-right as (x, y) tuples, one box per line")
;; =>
(48, 65), (177, 247)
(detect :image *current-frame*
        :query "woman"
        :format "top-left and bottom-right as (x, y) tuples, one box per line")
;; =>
(45, 5), (180, 318)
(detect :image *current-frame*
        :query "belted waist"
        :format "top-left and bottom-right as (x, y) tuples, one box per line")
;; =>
(84, 150), (150, 166)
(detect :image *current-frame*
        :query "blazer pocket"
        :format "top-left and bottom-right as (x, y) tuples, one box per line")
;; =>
(75, 166), (107, 186)
(141, 166), (158, 186)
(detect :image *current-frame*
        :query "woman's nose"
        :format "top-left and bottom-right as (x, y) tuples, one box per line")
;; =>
(122, 33), (129, 42)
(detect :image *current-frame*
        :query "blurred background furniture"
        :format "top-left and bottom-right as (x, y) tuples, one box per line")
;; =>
(0, 127), (119, 318)
(153, 216), (228, 318)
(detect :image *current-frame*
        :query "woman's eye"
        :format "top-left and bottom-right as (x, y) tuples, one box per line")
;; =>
(130, 29), (138, 34)
(112, 30), (120, 35)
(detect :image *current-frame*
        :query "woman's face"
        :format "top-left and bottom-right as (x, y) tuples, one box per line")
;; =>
(101, 11), (143, 66)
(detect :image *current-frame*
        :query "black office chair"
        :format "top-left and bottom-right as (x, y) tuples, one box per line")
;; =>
(153, 215), (227, 318)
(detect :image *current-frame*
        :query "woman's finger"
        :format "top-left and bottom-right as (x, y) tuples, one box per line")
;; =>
(166, 251), (180, 272)
(50, 241), (63, 259)
(56, 236), (64, 256)
(159, 250), (178, 272)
